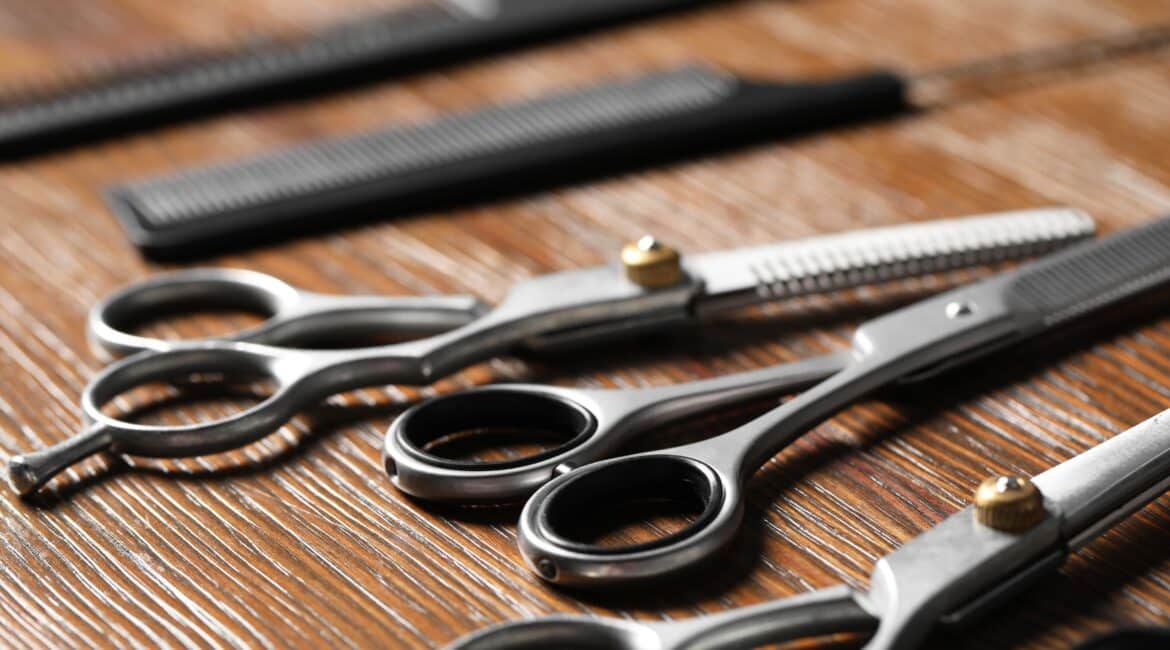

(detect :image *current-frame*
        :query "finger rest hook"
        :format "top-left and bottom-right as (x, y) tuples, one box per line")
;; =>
(8, 425), (112, 496)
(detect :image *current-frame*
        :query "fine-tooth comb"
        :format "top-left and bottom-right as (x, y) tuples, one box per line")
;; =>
(0, 0), (716, 157)
(107, 66), (907, 257)
(110, 67), (742, 227)
(103, 23), (1170, 259)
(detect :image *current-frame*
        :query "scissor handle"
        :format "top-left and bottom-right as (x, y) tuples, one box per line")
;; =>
(445, 585), (876, 649)
(513, 340), (902, 585)
(385, 353), (848, 503)
(515, 448), (743, 584)
(7, 340), (325, 495)
(386, 385), (603, 502)
(10, 323), (459, 496)
(88, 267), (485, 358)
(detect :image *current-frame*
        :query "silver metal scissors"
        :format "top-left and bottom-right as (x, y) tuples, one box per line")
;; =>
(446, 406), (1170, 650)
(7, 209), (1092, 496)
(498, 216), (1170, 586)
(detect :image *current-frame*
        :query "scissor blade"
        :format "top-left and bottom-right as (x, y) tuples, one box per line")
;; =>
(1032, 409), (1170, 553)
(686, 208), (1093, 314)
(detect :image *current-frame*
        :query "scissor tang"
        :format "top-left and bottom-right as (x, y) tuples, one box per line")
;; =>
(517, 215), (1170, 586)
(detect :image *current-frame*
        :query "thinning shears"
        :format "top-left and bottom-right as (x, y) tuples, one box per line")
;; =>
(402, 216), (1170, 586)
(446, 406), (1170, 650)
(7, 209), (1092, 496)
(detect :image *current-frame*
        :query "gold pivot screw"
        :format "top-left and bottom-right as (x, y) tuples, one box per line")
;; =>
(973, 475), (1046, 533)
(621, 236), (682, 288)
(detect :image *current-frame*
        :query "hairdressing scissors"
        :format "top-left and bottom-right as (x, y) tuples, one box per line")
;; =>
(7, 209), (1093, 496)
(480, 216), (1170, 586)
(446, 406), (1170, 650)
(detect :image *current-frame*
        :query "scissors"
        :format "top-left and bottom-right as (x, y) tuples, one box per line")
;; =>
(7, 209), (1093, 496)
(446, 405), (1170, 650)
(474, 216), (1170, 586)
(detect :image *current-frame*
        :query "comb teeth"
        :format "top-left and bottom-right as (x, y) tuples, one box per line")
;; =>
(1008, 216), (1170, 326)
(745, 210), (1096, 299)
(0, 4), (457, 148)
(111, 66), (736, 228)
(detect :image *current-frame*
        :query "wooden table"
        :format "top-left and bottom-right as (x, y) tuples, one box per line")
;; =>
(2, 1), (1170, 647)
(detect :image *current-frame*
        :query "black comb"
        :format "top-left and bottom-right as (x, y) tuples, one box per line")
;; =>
(106, 66), (907, 257)
(0, 0), (717, 157)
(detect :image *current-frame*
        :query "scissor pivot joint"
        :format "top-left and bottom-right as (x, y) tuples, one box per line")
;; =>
(621, 236), (683, 288)
(945, 300), (977, 318)
(974, 475), (1046, 532)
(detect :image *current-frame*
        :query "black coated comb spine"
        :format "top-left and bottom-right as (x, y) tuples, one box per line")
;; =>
(1007, 216), (1170, 327)
(0, 0), (716, 157)
(106, 67), (908, 258)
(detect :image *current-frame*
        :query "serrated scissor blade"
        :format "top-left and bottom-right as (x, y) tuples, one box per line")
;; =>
(685, 208), (1094, 314)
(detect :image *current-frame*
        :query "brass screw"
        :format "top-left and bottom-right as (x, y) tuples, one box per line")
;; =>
(620, 236), (682, 288)
(973, 475), (1046, 533)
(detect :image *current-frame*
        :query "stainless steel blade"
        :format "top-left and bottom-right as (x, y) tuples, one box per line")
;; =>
(1033, 409), (1170, 552)
(686, 207), (1094, 315)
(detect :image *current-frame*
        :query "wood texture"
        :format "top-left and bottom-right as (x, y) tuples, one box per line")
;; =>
(2, 0), (1170, 647)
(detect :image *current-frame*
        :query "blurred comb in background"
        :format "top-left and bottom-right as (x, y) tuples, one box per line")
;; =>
(0, 0), (721, 157)
(105, 20), (1170, 258)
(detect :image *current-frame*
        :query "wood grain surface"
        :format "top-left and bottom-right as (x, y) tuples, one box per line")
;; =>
(2, 1), (1170, 648)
